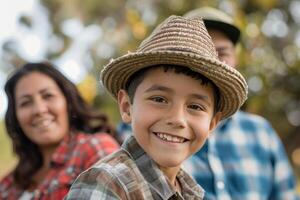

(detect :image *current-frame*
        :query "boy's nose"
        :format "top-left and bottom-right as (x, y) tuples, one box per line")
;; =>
(165, 105), (186, 129)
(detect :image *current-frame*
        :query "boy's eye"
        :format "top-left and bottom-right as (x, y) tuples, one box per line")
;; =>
(188, 104), (204, 111)
(149, 96), (167, 103)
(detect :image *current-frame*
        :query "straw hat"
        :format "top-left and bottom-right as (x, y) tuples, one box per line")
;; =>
(184, 7), (240, 44)
(101, 15), (247, 119)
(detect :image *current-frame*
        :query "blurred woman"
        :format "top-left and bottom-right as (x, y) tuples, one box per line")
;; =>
(0, 62), (119, 199)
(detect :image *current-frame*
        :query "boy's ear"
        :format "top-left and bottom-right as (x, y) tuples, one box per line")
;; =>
(209, 112), (222, 133)
(118, 89), (132, 123)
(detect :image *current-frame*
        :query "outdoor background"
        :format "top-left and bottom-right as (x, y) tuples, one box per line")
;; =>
(0, 0), (300, 191)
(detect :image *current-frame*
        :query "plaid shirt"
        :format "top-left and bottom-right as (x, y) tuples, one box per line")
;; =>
(183, 111), (299, 200)
(66, 135), (204, 200)
(0, 132), (119, 200)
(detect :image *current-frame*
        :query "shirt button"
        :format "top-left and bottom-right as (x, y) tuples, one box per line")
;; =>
(217, 181), (225, 190)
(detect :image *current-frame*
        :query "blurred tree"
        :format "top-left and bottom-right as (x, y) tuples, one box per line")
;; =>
(77, 74), (97, 105)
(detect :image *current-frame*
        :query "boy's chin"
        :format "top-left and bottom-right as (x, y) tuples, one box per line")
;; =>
(154, 157), (185, 169)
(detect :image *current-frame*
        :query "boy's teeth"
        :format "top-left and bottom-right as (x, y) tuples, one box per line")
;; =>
(156, 132), (185, 143)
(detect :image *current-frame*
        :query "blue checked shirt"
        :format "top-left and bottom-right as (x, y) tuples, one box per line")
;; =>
(183, 111), (299, 200)
(65, 135), (204, 199)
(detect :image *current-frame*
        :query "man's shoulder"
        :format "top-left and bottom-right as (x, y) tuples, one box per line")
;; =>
(216, 111), (275, 136)
(233, 110), (271, 126)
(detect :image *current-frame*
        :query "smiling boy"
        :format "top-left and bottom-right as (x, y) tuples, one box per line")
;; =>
(66, 16), (248, 199)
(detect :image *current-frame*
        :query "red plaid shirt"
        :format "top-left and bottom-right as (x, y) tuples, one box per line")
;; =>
(0, 132), (119, 200)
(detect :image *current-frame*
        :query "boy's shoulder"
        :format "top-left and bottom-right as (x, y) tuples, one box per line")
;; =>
(92, 148), (140, 177)
(67, 148), (154, 199)
(91, 147), (156, 189)
(67, 136), (204, 199)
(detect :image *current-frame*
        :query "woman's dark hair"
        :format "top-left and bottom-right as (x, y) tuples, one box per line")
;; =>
(4, 61), (115, 189)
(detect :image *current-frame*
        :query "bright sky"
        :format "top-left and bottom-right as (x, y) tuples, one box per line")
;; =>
(0, 0), (40, 118)
(0, 0), (102, 119)
(0, 0), (38, 119)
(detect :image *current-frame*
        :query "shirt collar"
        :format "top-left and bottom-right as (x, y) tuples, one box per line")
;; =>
(122, 135), (204, 199)
(51, 133), (75, 166)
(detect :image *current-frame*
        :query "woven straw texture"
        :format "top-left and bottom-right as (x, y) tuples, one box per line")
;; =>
(101, 15), (248, 119)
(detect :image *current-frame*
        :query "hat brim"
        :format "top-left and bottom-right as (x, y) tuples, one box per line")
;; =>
(204, 20), (240, 44)
(101, 51), (247, 119)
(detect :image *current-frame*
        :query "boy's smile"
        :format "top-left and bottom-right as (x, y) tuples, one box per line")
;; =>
(118, 66), (221, 181)
(153, 131), (187, 143)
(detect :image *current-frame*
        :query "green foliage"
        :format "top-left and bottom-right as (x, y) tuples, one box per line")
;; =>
(0, 120), (17, 179)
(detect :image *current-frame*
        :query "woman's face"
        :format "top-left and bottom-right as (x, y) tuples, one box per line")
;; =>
(14, 72), (69, 147)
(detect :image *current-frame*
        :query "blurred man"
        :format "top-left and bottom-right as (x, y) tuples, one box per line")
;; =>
(183, 7), (299, 200)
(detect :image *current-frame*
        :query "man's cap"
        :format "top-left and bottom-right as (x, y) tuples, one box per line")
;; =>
(184, 7), (240, 44)
(101, 15), (247, 120)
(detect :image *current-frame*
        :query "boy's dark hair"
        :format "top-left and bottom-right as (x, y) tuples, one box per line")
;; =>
(125, 65), (220, 114)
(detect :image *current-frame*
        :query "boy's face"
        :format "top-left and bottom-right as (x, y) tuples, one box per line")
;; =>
(118, 67), (221, 170)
